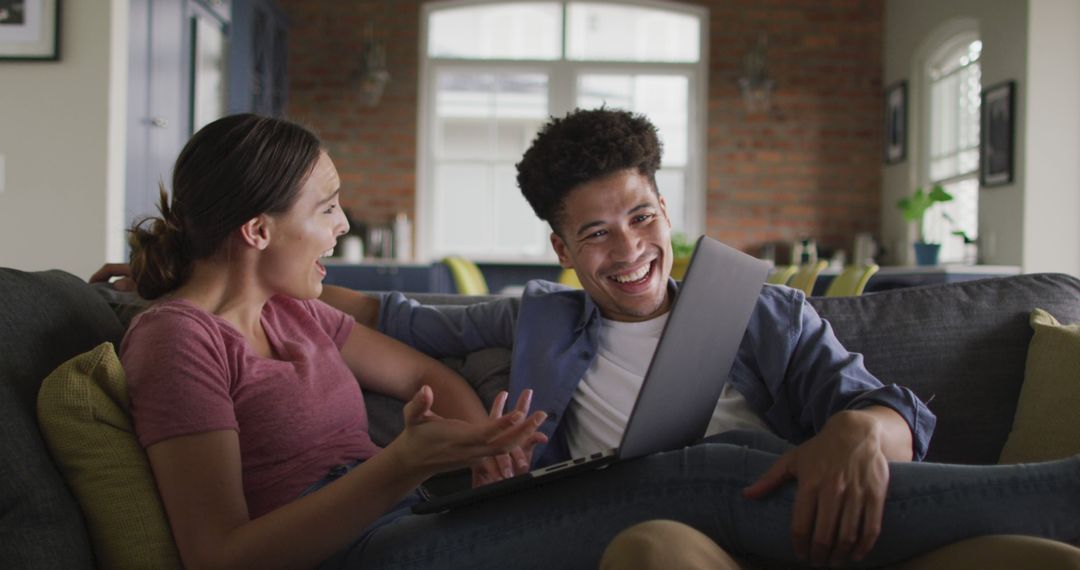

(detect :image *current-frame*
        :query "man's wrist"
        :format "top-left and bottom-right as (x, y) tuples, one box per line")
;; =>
(836, 406), (914, 461)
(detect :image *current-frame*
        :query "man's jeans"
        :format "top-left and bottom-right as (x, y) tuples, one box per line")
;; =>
(315, 433), (1080, 570)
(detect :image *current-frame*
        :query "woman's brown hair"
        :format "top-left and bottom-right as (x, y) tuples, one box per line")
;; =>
(128, 114), (322, 299)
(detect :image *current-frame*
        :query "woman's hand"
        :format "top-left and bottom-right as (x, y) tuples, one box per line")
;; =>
(392, 386), (547, 480)
(472, 390), (549, 486)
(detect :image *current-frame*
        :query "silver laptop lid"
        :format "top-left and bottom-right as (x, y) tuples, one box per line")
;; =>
(617, 236), (771, 460)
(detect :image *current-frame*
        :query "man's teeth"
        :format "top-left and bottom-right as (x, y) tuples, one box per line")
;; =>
(321, 248), (335, 258)
(611, 263), (650, 284)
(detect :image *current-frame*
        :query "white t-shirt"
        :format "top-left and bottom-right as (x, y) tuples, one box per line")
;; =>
(565, 313), (772, 458)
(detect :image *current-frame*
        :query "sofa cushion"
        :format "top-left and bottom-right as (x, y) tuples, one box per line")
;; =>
(809, 273), (1080, 465)
(90, 282), (149, 329)
(37, 342), (182, 569)
(998, 308), (1080, 464)
(0, 268), (126, 568)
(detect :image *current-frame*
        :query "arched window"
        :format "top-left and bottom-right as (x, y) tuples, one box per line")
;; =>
(924, 34), (981, 263)
(418, 0), (707, 261)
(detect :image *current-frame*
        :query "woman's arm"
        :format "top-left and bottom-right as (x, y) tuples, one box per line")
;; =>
(339, 320), (489, 423)
(147, 430), (416, 570)
(148, 389), (544, 570)
(338, 321), (543, 478)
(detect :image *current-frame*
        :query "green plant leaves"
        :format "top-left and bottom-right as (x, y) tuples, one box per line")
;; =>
(897, 184), (954, 222)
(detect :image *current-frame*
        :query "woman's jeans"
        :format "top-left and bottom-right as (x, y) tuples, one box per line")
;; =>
(314, 431), (1080, 570)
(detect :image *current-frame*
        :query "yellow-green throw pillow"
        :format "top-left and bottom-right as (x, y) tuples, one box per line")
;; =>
(36, 342), (182, 569)
(999, 309), (1080, 464)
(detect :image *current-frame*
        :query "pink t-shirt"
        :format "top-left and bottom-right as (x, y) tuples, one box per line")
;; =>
(119, 295), (381, 518)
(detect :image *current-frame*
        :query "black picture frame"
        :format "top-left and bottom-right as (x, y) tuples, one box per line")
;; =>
(883, 80), (907, 164)
(0, 0), (60, 61)
(980, 81), (1016, 187)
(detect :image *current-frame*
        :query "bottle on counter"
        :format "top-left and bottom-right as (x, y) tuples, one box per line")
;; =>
(393, 211), (412, 262)
(800, 237), (817, 265)
(338, 235), (364, 263)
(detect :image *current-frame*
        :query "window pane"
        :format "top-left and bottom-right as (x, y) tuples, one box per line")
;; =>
(434, 163), (493, 253)
(429, 3), (562, 60)
(567, 2), (700, 62)
(577, 75), (632, 109)
(929, 58), (980, 181)
(439, 121), (492, 160)
(493, 165), (549, 256)
(432, 70), (549, 258)
(960, 63), (982, 150)
(435, 71), (547, 160)
(578, 74), (689, 165)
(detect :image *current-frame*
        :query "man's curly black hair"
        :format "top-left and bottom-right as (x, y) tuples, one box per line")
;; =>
(515, 108), (663, 235)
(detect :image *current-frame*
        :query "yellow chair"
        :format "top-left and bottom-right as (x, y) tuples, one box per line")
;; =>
(766, 265), (797, 286)
(558, 268), (582, 289)
(787, 260), (828, 296)
(442, 256), (489, 295)
(824, 263), (879, 297)
(671, 257), (690, 280)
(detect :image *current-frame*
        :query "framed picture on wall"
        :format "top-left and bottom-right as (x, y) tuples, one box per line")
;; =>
(980, 81), (1016, 187)
(883, 81), (907, 164)
(0, 0), (60, 61)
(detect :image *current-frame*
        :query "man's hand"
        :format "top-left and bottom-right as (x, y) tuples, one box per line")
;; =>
(743, 407), (913, 566)
(472, 390), (548, 487)
(89, 263), (136, 292)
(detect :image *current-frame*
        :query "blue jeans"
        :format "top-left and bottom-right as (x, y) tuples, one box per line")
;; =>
(315, 433), (1080, 570)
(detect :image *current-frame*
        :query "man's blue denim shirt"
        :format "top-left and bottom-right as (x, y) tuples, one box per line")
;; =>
(378, 280), (936, 467)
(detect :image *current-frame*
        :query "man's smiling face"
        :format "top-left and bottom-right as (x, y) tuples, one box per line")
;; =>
(550, 168), (674, 322)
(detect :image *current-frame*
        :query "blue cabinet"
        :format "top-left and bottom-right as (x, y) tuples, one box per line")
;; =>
(324, 263), (453, 293)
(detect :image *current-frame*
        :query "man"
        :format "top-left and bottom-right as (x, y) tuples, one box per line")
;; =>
(368, 108), (930, 565)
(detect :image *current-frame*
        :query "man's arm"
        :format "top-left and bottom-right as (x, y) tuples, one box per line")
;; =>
(741, 287), (928, 566)
(747, 286), (934, 458)
(320, 285), (379, 328)
(317, 284), (518, 358)
(376, 290), (518, 358)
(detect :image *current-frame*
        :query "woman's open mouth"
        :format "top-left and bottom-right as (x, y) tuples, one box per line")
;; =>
(316, 248), (334, 277)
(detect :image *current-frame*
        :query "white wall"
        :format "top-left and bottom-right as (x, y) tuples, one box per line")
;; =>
(1023, 0), (1080, 276)
(0, 0), (127, 279)
(883, 0), (1028, 268)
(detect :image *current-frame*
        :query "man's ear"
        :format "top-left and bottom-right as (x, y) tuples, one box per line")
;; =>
(550, 232), (573, 269)
(239, 215), (272, 250)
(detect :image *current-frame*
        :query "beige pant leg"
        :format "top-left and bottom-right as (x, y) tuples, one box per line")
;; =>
(896, 535), (1080, 570)
(600, 520), (742, 570)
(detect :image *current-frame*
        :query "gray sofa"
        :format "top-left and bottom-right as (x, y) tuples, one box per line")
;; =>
(2, 266), (1079, 567)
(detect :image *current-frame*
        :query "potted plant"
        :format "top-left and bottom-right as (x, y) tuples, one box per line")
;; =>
(897, 184), (954, 266)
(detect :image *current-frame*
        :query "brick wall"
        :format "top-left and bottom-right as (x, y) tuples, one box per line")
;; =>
(281, 0), (422, 229)
(281, 0), (883, 262)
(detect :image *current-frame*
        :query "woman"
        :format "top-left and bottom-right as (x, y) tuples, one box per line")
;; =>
(120, 114), (545, 569)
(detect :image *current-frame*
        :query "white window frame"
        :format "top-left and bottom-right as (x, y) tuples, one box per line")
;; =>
(416, 0), (708, 262)
(917, 24), (981, 264)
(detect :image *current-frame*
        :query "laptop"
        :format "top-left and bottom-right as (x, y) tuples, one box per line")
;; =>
(412, 236), (771, 514)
